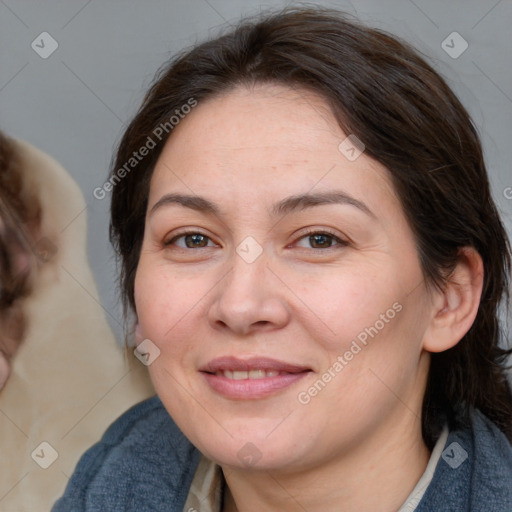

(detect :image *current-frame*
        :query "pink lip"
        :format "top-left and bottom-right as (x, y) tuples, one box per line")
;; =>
(200, 356), (310, 374)
(200, 356), (311, 400)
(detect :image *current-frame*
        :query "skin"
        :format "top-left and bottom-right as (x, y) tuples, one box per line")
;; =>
(134, 84), (483, 511)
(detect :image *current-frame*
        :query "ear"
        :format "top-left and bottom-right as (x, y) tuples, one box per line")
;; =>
(134, 321), (143, 345)
(423, 247), (484, 353)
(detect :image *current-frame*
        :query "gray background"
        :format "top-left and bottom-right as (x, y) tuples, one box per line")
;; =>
(1, 0), (511, 342)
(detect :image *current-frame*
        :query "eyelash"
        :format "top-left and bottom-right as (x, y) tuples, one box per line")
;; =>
(164, 229), (348, 250)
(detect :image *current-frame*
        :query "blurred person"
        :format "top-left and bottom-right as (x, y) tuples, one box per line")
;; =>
(0, 131), (154, 511)
(0, 130), (40, 390)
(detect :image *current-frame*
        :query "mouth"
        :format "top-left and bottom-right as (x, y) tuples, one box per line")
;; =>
(214, 369), (283, 379)
(199, 357), (312, 399)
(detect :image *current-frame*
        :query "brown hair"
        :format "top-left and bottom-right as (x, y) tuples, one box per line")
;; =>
(0, 131), (40, 368)
(109, 7), (512, 446)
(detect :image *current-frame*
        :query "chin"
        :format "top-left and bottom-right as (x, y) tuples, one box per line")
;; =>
(190, 422), (309, 471)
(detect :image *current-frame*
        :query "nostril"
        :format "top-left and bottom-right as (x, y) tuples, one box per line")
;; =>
(212, 319), (271, 335)
(253, 320), (270, 328)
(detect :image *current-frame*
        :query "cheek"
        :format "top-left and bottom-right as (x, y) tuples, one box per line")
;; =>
(134, 260), (209, 345)
(298, 262), (426, 399)
(297, 264), (402, 348)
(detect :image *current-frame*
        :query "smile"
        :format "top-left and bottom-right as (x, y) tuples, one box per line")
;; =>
(200, 357), (311, 399)
(216, 370), (281, 379)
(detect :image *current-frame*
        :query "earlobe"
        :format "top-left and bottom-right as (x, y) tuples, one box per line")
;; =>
(134, 321), (143, 344)
(423, 247), (484, 353)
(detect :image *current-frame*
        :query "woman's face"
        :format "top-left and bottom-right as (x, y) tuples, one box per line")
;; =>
(134, 84), (435, 471)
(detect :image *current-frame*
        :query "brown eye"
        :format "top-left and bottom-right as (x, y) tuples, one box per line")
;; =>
(295, 231), (346, 250)
(309, 233), (333, 249)
(184, 234), (209, 248)
(165, 232), (214, 248)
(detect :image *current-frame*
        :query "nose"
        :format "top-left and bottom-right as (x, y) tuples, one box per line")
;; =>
(207, 250), (291, 337)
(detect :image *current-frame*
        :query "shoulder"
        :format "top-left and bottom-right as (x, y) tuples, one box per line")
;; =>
(418, 409), (512, 511)
(52, 396), (201, 512)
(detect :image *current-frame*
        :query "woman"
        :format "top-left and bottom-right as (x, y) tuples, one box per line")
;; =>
(53, 7), (512, 511)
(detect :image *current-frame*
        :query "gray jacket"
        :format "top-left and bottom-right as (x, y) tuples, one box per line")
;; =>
(52, 396), (512, 511)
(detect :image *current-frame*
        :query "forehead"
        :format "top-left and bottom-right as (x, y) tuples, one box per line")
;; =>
(148, 84), (398, 215)
(159, 84), (342, 163)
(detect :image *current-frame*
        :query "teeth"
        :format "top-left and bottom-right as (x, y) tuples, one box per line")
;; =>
(218, 370), (281, 379)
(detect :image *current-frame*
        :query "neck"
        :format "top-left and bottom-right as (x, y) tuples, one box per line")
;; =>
(222, 412), (430, 512)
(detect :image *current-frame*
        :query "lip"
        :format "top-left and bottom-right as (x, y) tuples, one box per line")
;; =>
(200, 356), (311, 400)
(200, 356), (310, 374)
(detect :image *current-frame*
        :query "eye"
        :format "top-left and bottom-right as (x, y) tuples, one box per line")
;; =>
(294, 230), (348, 249)
(164, 232), (216, 249)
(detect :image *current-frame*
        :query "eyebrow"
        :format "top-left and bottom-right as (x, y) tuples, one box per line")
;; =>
(150, 193), (219, 216)
(272, 191), (375, 218)
(149, 191), (375, 219)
